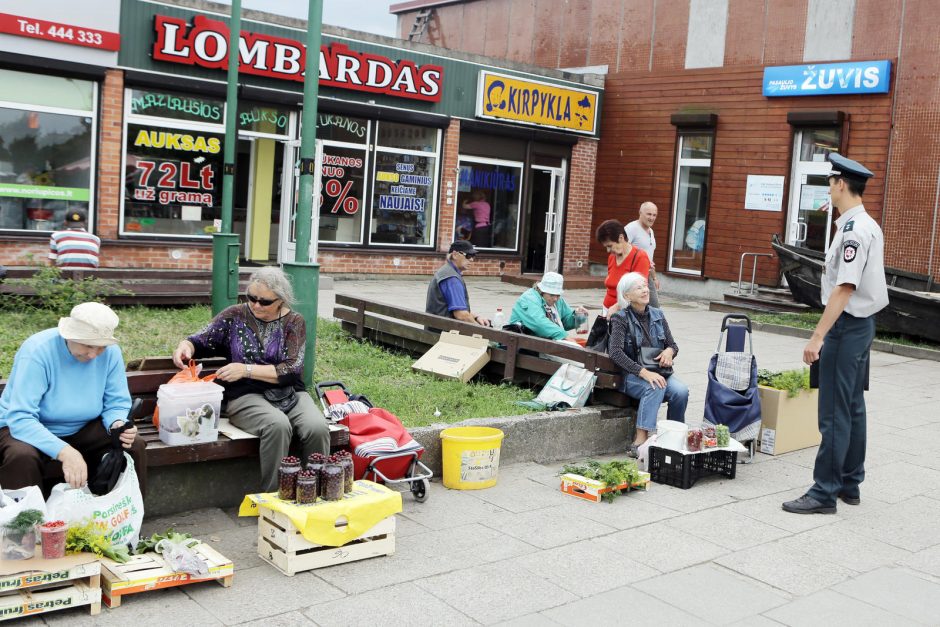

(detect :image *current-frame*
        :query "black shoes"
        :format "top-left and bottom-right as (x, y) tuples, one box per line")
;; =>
(838, 492), (861, 505)
(782, 495), (837, 514)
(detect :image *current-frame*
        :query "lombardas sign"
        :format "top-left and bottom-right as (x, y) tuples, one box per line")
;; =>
(153, 15), (443, 102)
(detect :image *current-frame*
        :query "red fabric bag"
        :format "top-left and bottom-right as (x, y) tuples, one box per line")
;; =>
(341, 408), (423, 481)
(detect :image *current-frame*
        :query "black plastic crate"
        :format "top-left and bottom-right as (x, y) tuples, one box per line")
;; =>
(648, 446), (737, 489)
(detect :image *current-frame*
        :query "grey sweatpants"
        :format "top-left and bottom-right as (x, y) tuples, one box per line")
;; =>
(224, 391), (330, 492)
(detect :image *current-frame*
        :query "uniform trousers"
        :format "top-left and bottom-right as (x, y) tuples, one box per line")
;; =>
(807, 313), (875, 507)
(0, 420), (147, 498)
(225, 391), (330, 492)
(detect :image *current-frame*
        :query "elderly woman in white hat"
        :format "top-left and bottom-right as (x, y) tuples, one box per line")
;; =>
(508, 271), (588, 340)
(0, 302), (144, 495)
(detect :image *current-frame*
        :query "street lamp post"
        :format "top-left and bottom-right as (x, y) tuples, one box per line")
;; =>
(283, 0), (325, 386)
(211, 0), (242, 315)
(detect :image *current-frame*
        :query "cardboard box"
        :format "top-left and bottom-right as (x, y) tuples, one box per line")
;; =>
(0, 554), (101, 619)
(560, 472), (651, 503)
(412, 331), (490, 382)
(758, 386), (821, 455)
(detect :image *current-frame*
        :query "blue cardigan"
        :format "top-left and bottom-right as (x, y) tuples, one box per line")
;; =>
(0, 329), (131, 458)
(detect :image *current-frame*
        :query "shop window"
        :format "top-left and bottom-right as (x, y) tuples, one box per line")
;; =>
(0, 69), (95, 232)
(316, 114), (370, 245)
(667, 134), (713, 275)
(454, 157), (523, 250)
(369, 122), (440, 247)
(122, 123), (224, 236)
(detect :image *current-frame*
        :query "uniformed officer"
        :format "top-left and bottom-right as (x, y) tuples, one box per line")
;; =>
(783, 153), (889, 514)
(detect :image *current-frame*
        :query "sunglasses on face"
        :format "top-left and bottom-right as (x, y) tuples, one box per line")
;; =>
(246, 293), (279, 306)
(457, 251), (476, 260)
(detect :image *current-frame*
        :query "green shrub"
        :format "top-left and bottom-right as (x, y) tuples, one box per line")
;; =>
(0, 266), (130, 317)
(757, 368), (810, 397)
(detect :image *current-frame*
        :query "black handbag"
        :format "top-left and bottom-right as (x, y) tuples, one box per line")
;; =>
(586, 316), (610, 352)
(263, 386), (299, 413)
(638, 346), (673, 377)
(88, 399), (142, 496)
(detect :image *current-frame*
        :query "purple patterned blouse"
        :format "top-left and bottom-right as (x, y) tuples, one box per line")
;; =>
(187, 304), (306, 400)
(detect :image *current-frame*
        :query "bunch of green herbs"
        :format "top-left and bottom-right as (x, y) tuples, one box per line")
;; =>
(757, 368), (810, 398)
(561, 459), (642, 502)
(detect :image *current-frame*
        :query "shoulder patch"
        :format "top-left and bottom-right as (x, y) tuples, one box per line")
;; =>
(843, 239), (861, 263)
(843, 220), (855, 233)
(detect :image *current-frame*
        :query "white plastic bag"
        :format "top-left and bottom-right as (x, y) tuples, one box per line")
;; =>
(536, 363), (597, 408)
(0, 485), (47, 526)
(46, 453), (144, 548)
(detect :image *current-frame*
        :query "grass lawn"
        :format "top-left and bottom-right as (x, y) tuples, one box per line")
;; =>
(0, 306), (537, 427)
(750, 311), (940, 349)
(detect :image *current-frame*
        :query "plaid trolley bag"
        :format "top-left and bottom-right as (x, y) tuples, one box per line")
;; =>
(703, 314), (762, 460)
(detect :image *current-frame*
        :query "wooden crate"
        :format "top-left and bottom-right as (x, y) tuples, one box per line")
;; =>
(0, 558), (101, 621)
(257, 506), (396, 576)
(100, 543), (233, 608)
(560, 472), (652, 503)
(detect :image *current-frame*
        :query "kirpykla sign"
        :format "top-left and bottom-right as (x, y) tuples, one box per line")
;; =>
(153, 15), (444, 103)
(0, 12), (120, 51)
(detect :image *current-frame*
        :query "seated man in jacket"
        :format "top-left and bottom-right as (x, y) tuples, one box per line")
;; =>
(425, 240), (490, 327)
(509, 272), (588, 340)
(0, 302), (145, 496)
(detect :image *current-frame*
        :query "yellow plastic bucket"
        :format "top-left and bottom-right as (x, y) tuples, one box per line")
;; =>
(440, 426), (505, 490)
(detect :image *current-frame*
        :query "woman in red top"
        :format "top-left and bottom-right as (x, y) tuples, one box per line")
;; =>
(597, 219), (650, 316)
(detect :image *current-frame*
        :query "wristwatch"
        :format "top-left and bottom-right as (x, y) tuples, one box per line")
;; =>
(246, 364), (253, 379)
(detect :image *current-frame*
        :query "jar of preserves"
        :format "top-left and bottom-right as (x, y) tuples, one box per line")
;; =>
(277, 456), (302, 501)
(686, 428), (703, 452)
(335, 451), (355, 493)
(320, 463), (345, 501)
(296, 470), (319, 504)
(716, 424), (730, 447)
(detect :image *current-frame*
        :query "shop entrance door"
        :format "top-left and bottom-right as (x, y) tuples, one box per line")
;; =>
(785, 128), (841, 254)
(278, 140), (322, 264)
(239, 136), (292, 263)
(525, 163), (566, 274)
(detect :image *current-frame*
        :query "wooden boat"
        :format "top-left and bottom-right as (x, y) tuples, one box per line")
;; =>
(771, 234), (940, 343)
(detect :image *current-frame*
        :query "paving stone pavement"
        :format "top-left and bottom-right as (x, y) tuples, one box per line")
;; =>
(37, 278), (940, 625)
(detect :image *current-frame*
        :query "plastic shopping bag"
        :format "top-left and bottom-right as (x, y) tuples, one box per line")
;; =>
(153, 359), (217, 428)
(535, 363), (597, 409)
(46, 453), (144, 548)
(0, 485), (48, 527)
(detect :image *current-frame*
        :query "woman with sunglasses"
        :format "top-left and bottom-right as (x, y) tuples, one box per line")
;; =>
(172, 267), (330, 492)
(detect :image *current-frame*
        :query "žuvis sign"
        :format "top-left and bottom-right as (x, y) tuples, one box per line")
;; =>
(153, 15), (444, 102)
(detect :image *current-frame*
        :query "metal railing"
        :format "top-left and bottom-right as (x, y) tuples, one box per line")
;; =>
(736, 253), (774, 295)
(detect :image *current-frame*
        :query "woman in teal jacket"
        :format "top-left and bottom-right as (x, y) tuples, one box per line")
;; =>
(509, 272), (587, 340)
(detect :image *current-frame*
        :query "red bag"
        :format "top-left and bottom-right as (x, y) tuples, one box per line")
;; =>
(341, 408), (422, 481)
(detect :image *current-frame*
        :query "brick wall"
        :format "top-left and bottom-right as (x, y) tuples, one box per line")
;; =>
(97, 69), (124, 241)
(561, 138), (598, 275)
(592, 66), (893, 285)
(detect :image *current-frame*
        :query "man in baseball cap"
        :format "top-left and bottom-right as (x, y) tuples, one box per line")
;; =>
(425, 240), (491, 328)
(0, 302), (145, 496)
(49, 209), (101, 269)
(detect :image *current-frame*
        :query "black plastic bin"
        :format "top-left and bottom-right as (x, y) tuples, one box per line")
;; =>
(648, 446), (737, 489)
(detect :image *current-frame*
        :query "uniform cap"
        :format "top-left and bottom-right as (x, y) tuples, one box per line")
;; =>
(828, 153), (873, 180)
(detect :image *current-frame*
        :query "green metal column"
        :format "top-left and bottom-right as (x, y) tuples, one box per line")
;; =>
(289, 0), (324, 386)
(210, 0), (242, 315)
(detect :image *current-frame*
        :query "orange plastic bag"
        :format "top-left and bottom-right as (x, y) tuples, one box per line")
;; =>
(152, 360), (218, 428)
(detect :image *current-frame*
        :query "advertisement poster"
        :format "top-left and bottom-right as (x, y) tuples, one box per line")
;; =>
(799, 185), (831, 213)
(371, 153), (435, 245)
(744, 175), (785, 211)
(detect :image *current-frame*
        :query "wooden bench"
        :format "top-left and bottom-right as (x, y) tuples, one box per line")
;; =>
(332, 294), (638, 413)
(0, 358), (349, 469)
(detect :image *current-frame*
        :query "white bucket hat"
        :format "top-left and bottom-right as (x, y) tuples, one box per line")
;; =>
(537, 272), (565, 295)
(58, 302), (119, 346)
